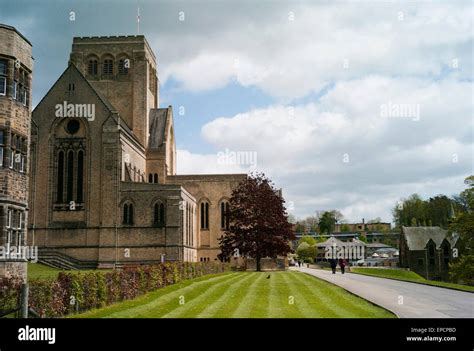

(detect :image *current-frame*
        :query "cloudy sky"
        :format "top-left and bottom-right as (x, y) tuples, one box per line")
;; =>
(1, 0), (472, 223)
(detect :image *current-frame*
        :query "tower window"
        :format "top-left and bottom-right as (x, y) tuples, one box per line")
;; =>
(154, 173), (158, 183)
(103, 59), (113, 75)
(148, 173), (153, 183)
(153, 202), (165, 226)
(123, 202), (134, 225)
(118, 59), (129, 75)
(88, 60), (98, 75)
(0, 59), (6, 96)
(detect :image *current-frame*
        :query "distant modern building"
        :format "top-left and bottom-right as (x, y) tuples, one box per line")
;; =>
(399, 226), (458, 280)
(334, 220), (391, 234)
(315, 236), (366, 263)
(0, 24), (33, 278)
(365, 242), (394, 256)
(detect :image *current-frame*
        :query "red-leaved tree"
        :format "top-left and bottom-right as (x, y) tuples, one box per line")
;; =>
(218, 173), (295, 271)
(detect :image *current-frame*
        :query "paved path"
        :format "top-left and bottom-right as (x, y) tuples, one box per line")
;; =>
(294, 267), (473, 318)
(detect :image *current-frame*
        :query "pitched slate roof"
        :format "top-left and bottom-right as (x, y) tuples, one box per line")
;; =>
(148, 108), (169, 149)
(317, 236), (366, 247)
(402, 226), (458, 251)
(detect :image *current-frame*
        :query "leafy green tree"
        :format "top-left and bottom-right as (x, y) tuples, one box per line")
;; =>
(296, 242), (317, 263)
(319, 211), (337, 234)
(449, 176), (474, 285)
(298, 235), (317, 246)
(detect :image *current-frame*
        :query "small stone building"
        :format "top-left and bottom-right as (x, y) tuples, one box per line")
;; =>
(399, 226), (458, 280)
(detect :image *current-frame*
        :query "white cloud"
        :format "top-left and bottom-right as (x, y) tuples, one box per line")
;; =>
(179, 76), (472, 222)
(156, 2), (473, 100)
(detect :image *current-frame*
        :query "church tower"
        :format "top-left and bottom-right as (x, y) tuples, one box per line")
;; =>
(69, 35), (158, 147)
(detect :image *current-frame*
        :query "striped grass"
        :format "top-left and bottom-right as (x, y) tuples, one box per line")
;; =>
(74, 271), (395, 318)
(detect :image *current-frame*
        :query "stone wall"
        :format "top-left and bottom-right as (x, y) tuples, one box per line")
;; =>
(0, 24), (33, 278)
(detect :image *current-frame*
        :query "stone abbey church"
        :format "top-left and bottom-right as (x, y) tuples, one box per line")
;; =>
(29, 35), (246, 268)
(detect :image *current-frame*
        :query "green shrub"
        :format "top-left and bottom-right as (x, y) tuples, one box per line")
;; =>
(16, 261), (229, 317)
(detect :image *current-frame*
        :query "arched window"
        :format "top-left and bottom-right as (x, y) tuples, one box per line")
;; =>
(88, 59), (98, 75)
(118, 58), (129, 75)
(103, 59), (113, 75)
(123, 202), (134, 225)
(66, 150), (74, 202)
(148, 173), (153, 183)
(153, 202), (165, 226)
(220, 201), (229, 230)
(154, 173), (158, 183)
(56, 151), (64, 203)
(77, 150), (84, 203)
(200, 202), (209, 229)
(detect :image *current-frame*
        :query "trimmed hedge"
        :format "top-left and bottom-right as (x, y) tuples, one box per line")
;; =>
(0, 261), (229, 318)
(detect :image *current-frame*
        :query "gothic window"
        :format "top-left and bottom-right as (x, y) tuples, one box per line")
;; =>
(123, 202), (134, 225)
(200, 201), (209, 229)
(220, 201), (229, 230)
(103, 59), (113, 75)
(154, 173), (158, 183)
(0, 59), (6, 96)
(55, 140), (85, 207)
(153, 202), (165, 226)
(77, 150), (84, 203)
(66, 150), (74, 202)
(148, 173), (153, 183)
(56, 151), (64, 203)
(88, 59), (98, 75)
(118, 58), (129, 75)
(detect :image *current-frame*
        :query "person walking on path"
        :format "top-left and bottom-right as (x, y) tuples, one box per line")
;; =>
(330, 259), (337, 274)
(339, 258), (346, 274)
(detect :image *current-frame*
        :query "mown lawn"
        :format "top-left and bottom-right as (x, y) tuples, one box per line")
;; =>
(74, 271), (395, 318)
(27, 263), (110, 281)
(351, 268), (474, 293)
(28, 263), (61, 281)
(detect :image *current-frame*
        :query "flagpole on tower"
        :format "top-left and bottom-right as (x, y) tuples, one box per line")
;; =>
(137, 1), (140, 34)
